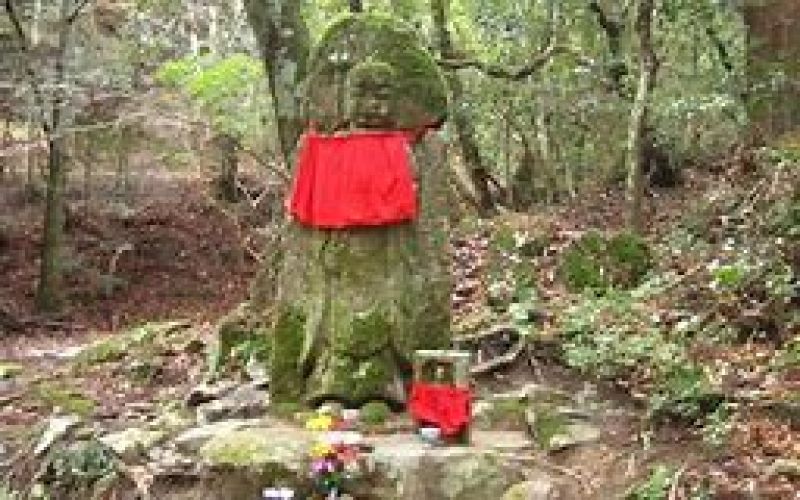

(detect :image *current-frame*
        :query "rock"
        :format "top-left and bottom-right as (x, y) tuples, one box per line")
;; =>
(198, 426), (312, 470)
(172, 419), (261, 454)
(525, 406), (601, 452)
(185, 381), (237, 407)
(502, 473), (567, 500)
(195, 383), (269, 423)
(542, 421), (601, 452)
(100, 428), (165, 461)
(769, 459), (800, 478)
(366, 433), (527, 500)
(35, 415), (82, 456)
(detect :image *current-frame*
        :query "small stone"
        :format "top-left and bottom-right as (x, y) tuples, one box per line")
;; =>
(100, 428), (165, 461)
(546, 422), (602, 452)
(35, 415), (81, 456)
(769, 459), (800, 478)
(185, 381), (236, 407)
(173, 419), (258, 454)
(502, 474), (565, 500)
(196, 384), (269, 423)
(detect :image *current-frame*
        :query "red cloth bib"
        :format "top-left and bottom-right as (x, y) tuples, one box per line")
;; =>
(409, 382), (472, 437)
(287, 130), (417, 229)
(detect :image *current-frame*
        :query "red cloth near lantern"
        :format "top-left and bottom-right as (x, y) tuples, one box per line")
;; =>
(287, 130), (418, 229)
(409, 382), (472, 437)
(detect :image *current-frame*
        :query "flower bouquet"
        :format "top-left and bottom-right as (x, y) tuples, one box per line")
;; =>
(306, 412), (363, 499)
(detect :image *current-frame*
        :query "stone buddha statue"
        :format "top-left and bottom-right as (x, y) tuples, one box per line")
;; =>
(257, 13), (453, 410)
(345, 60), (397, 131)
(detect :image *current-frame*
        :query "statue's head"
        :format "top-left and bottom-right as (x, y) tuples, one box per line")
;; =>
(346, 59), (396, 129)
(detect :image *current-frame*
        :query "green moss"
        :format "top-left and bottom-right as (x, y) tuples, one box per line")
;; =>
(482, 399), (528, 430)
(306, 12), (448, 131)
(335, 309), (392, 358)
(76, 337), (128, 366)
(360, 401), (392, 426)
(270, 402), (304, 420)
(75, 321), (190, 368)
(324, 356), (394, 405)
(200, 432), (273, 467)
(32, 382), (96, 417)
(528, 405), (568, 450)
(606, 232), (652, 287)
(270, 307), (307, 404)
(198, 429), (310, 470)
(0, 362), (23, 380)
(209, 306), (271, 377)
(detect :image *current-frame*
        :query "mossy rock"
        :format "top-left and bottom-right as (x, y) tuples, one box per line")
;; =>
(31, 382), (96, 417)
(560, 231), (651, 292)
(305, 13), (448, 131)
(76, 337), (128, 366)
(0, 362), (23, 380)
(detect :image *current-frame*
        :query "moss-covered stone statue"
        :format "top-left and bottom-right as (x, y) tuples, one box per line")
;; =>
(252, 13), (453, 409)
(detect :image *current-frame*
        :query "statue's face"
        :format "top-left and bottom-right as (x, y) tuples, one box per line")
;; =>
(349, 77), (394, 129)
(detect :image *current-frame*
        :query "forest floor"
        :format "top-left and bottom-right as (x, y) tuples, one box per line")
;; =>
(0, 148), (798, 498)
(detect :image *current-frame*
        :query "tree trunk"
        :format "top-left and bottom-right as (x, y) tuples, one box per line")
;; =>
(213, 133), (239, 202)
(243, 0), (310, 167)
(37, 136), (67, 311)
(36, 0), (73, 312)
(626, 0), (657, 233)
(114, 123), (131, 200)
(742, 0), (800, 140)
(0, 118), (9, 182)
(535, 105), (556, 203)
(431, 0), (494, 214)
(349, 0), (363, 13)
(510, 127), (537, 210)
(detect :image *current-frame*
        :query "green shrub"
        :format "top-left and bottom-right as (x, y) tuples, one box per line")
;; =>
(560, 231), (608, 291)
(41, 441), (117, 498)
(626, 465), (675, 500)
(360, 401), (392, 426)
(607, 232), (653, 287)
(648, 364), (723, 422)
(560, 231), (651, 292)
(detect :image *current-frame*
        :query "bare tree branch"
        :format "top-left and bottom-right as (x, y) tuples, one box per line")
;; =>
(5, 0), (52, 134)
(66, 0), (92, 25)
(439, 44), (599, 81)
(440, 44), (560, 80)
(5, 0), (29, 48)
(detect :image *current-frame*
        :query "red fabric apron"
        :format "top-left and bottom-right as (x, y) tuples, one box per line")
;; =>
(287, 130), (417, 229)
(409, 382), (472, 437)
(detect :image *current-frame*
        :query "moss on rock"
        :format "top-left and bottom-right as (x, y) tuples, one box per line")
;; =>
(333, 308), (392, 359)
(269, 307), (307, 404)
(31, 382), (96, 417)
(0, 362), (23, 380)
(305, 12), (448, 131)
(198, 428), (312, 475)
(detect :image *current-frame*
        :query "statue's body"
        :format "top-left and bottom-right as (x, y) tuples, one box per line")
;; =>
(257, 13), (452, 408)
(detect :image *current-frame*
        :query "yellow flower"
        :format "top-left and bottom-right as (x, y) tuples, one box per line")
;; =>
(310, 442), (334, 458)
(305, 414), (334, 431)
